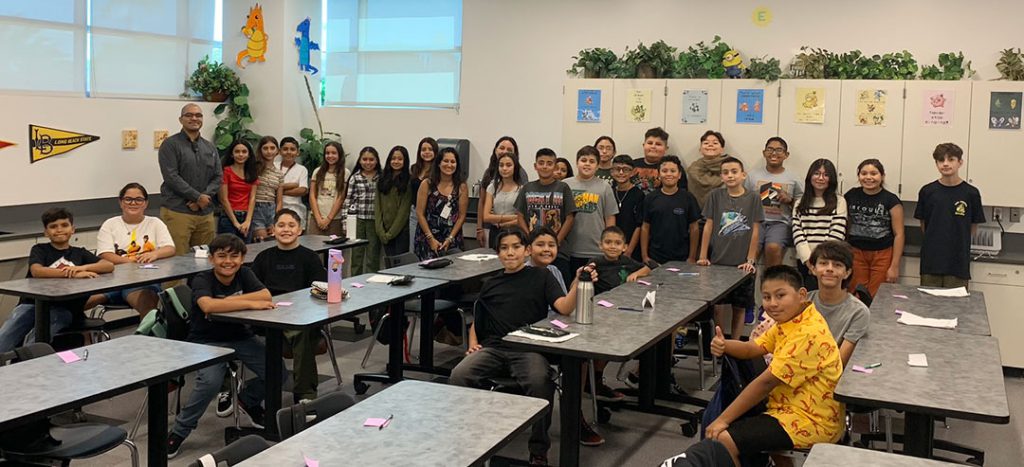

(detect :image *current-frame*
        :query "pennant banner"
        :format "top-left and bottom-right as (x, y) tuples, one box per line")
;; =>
(0, 140), (13, 150)
(29, 124), (100, 163)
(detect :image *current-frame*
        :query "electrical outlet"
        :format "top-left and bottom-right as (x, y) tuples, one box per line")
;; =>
(993, 207), (1002, 221)
(1011, 208), (1021, 223)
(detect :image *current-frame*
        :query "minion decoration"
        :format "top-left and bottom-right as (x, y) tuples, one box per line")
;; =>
(723, 49), (745, 78)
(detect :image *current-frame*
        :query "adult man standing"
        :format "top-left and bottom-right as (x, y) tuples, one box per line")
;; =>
(159, 103), (222, 255)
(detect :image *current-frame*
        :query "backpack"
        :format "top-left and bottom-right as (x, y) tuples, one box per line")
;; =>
(135, 285), (192, 341)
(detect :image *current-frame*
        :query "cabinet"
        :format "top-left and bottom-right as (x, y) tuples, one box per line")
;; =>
(970, 261), (1024, 368)
(837, 81), (907, 195)
(611, 79), (667, 159)
(900, 81), (972, 201)
(719, 79), (781, 164)
(777, 80), (841, 177)
(967, 81), (1024, 207)
(664, 79), (723, 165)
(562, 79), (615, 156)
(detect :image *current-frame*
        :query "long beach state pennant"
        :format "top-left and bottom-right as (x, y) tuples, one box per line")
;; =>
(0, 140), (13, 151)
(29, 124), (100, 163)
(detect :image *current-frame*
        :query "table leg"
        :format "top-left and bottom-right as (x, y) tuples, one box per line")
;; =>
(638, 344), (657, 410)
(147, 380), (169, 467)
(903, 413), (935, 458)
(418, 291), (436, 372)
(264, 329), (283, 436)
(653, 337), (673, 399)
(387, 301), (407, 382)
(560, 356), (582, 467)
(34, 299), (51, 344)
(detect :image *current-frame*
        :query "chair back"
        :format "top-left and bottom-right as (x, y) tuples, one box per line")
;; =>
(189, 434), (270, 467)
(275, 391), (356, 439)
(384, 252), (420, 269)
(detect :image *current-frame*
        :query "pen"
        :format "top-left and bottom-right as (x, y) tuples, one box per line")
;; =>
(618, 307), (643, 312)
(380, 414), (394, 430)
(864, 363), (882, 369)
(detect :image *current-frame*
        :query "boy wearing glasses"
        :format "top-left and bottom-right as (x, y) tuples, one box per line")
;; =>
(745, 137), (803, 267)
(610, 155), (645, 260)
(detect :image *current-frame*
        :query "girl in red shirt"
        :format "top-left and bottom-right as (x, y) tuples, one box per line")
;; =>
(217, 140), (260, 242)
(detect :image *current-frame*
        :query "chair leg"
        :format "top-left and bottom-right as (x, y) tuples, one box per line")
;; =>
(322, 325), (343, 386)
(587, 360), (599, 424)
(361, 314), (387, 369)
(408, 315), (419, 359)
(696, 324), (706, 391)
(128, 392), (149, 440)
(458, 309), (470, 351)
(122, 437), (140, 467)
(232, 365), (243, 429)
(884, 411), (894, 453)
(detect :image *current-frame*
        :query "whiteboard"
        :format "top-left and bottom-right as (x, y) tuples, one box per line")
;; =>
(561, 79), (614, 157)
(837, 80), (907, 195)
(663, 79), (723, 167)
(719, 79), (781, 168)
(610, 79), (667, 159)
(900, 80), (972, 201)
(777, 79), (841, 181)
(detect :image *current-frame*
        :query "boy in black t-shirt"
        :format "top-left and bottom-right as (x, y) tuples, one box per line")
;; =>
(251, 209), (327, 403)
(915, 143), (985, 288)
(450, 228), (593, 465)
(640, 156), (702, 264)
(591, 226), (652, 295)
(169, 234), (281, 459)
(0, 208), (114, 352)
(611, 155), (645, 261)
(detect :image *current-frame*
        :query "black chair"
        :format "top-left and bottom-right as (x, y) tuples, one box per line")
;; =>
(0, 343), (139, 467)
(275, 391), (356, 439)
(188, 435), (271, 467)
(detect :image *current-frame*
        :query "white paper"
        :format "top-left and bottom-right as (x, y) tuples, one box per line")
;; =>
(897, 311), (958, 330)
(459, 254), (498, 262)
(908, 353), (929, 367)
(194, 249), (208, 259)
(642, 290), (657, 309)
(366, 274), (401, 284)
(917, 286), (969, 298)
(507, 330), (579, 343)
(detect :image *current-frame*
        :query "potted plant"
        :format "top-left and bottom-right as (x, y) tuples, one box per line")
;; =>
(184, 56), (241, 102)
(567, 48), (618, 78)
(996, 48), (1024, 80)
(745, 56), (782, 82)
(674, 36), (733, 79)
(620, 41), (677, 79)
(920, 52), (974, 80)
(212, 83), (259, 154)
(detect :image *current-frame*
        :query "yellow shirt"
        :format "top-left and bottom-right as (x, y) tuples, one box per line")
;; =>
(754, 302), (844, 448)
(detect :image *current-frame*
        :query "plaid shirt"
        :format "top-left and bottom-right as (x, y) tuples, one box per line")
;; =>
(345, 172), (378, 220)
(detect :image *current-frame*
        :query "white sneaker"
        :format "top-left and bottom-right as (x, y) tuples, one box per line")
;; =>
(215, 391), (233, 417)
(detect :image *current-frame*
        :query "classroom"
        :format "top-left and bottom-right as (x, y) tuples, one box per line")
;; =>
(0, 1), (1022, 466)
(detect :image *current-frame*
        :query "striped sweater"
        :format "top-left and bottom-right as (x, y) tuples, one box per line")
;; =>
(792, 196), (848, 262)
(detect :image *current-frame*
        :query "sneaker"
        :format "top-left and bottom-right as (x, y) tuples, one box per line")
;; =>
(215, 391), (233, 417)
(580, 418), (606, 446)
(625, 370), (640, 389)
(592, 382), (625, 402)
(529, 453), (549, 466)
(167, 432), (185, 459)
(238, 400), (266, 430)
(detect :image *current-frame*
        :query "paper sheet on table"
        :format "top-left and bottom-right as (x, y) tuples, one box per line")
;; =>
(508, 330), (579, 343)
(367, 274), (401, 283)
(459, 253), (498, 262)
(642, 290), (656, 309)
(908, 353), (928, 367)
(897, 311), (958, 329)
(917, 286), (969, 298)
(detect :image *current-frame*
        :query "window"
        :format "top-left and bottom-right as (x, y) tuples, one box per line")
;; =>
(324, 0), (462, 108)
(0, 0), (222, 98)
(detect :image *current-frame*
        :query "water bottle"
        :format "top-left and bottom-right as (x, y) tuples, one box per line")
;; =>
(575, 269), (594, 325)
(327, 248), (344, 303)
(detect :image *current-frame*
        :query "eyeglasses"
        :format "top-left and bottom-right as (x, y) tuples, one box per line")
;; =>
(763, 148), (786, 155)
(181, 113), (203, 119)
(121, 197), (147, 205)
(812, 171), (830, 179)
(611, 167), (633, 173)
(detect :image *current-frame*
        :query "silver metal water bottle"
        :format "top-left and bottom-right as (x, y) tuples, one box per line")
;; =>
(575, 269), (594, 325)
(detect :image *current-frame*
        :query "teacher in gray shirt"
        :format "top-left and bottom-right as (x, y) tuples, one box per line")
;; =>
(159, 103), (221, 255)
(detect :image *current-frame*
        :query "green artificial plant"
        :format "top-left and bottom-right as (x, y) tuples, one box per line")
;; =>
(744, 56), (782, 82)
(567, 48), (619, 78)
(675, 36), (734, 79)
(996, 48), (1024, 81)
(299, 75), (342, 171)
(920, 52), (974, 80)
(212, 83), (259, 154)
(183, 56), (241, 101)
(619, 41), (678, 79)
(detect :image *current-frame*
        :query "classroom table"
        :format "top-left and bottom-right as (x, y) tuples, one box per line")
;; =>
(804, 444), (961, 466)
(0, 234), (364, 345)
(646, 261), (753, 303)
(870, 283), (990, 336)
(210, 273), (446, 438)
(834, 321), (1009, 459)
(503, 282), (708, 467)
(0, 335), (234, 467)
(236, 380), (548, 466)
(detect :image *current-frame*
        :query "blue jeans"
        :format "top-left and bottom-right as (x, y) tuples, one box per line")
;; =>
(171, 337), (286, 439)
(217, 210), (254, 243)
(0, 304), (73, 352)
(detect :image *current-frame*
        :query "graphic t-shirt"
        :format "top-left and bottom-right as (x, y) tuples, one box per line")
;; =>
(97, 215), (175, 260)
(914, 180), (985, 279)
(632, 157), (661, 194)
(251, 245), (327, 295)
(844, 187), (901, 251)
(19, 244), (102, 314)
(642, 188), (702, 263)
(595, 167), (614, 185)
(745, 167), (804, 224)
(311, 167), (349, 220)
(513, 180), (576, 237)
(563, 176), (618, 258)
(702, 187), (764, 266)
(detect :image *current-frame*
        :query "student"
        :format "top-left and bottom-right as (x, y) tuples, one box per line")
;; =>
(745, 137), (803, 267)
(217, 140), (260, 243)
(515, 148), (577, 284)
(410, 137), (438, 251)
(276, 136), (310, 229)
(375, 145), (413, 256)
(844, 159), (904, 296)
(0, 208), (115, 352)
(449, 228), (594, 465)
(792, 159), (847, 291)
(564, 145), (618, 273)
(554, 157), (574, 181)
(611, 155), (645, 260)
(915, 143), (984, 289)
(481, 152), (524, 248)
(251, 209), (327, 403)
(309, 141), (347, 236)
(633, 127), (684, 193)
(476, 136), (526, 246)
(89, 183), (176, 318)
(687, 130), (728, 208)
(641, 156), (702, 265)
(346, 146), (382, 275)
(594, 135), (617, 184)
(415, 147), (469, 259)
(592, 226), (652, 294)
(167, 234), (281, 458)
(706, 265), (843, 466)
(698, 157), (763, 341)
(252, 136), (284, 242)
(159, 103), (220, 256)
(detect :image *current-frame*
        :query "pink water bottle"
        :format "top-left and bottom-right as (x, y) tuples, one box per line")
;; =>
(327, 249), (344, 303)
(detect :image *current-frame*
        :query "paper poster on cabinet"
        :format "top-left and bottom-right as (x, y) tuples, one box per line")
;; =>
(29, 125), (100, 163)
(922, 91), (954, 127)
(736, 89), (764, 124)
(577, 89), (601, 122)
(681, 90), (708, 124)
(794, 87), (825, 124)
(626, 89), (652, 123)
(855, 89), (887, 126)
(989, 91), (1022, 130)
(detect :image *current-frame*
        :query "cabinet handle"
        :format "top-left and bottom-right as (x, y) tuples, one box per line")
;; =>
(987, 272), (1008, 277)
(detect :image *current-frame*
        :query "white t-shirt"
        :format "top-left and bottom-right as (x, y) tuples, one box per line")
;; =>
(311, 166), (349, 220)
(275, 160), (309, 212)
(97, 215), (175, 259)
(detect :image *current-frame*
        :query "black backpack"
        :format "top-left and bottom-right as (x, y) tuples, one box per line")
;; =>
(135, 285), (192, 341)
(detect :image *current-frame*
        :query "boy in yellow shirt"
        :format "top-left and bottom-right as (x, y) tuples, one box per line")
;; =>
(706, 265), (843, 466)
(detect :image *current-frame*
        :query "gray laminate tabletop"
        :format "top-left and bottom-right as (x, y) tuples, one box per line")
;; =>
(378, 247), (503, 282)
(245, 235), (366, 258)
(210, 274), (448, 329)
(503, 282), (708, 361)
(646, 261), (752, 303)
(804, 444), (960, 466)
(835, 322), (1008, 423)
(236, 380), (548, 467)
(871, 283), (990, 336)
(0, 335), (234, 430)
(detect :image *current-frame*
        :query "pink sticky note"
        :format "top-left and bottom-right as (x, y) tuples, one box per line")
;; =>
(637, 280), (652, 286)
(352, 282), (365, 288)
(364, 418), (388, 427)
(597, 300), (614, 308)
(894, 309), (905, 315)
(329, 234), (339, 240)
(666, 267), (681, 272)
(304, 455), (319, 467)
(550, 319), (568, 329)
(851, 365), (874, 374)
(57, 350), (81, 363)
(276, 302), (293, 307)
(893, 294), (909, 299)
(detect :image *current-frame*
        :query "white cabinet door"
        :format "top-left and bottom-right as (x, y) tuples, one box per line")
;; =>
(837, 81), (907, 195)
(611, 79), (668, 159)
(562, 79), (615, 157)
(777, 79), (841, 179)
(970, 281), (1024, 368)
(663, 79), (723, 166)
(900, 81), (972, 201)
(719, 79), (781, 165)
(967, 81), (1024, 207)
